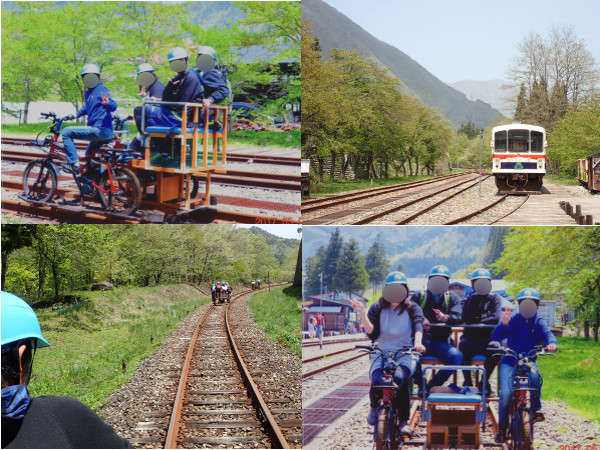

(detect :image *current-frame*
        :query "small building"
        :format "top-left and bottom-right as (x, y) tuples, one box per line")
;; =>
(303, 291), (367, 335)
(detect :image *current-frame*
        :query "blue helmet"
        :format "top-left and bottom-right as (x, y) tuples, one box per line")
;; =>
(168, 46), (188, 62)
(136, 63), (154, 74)
(1, 292), (50, 349)
(470, 268), (492, 280)
(517, 288), (541, 303)
(197, 45), (217, 59)
(384, 271), (408, 285)
(81, 63), (101, 76)
(429, 265), (450, 279)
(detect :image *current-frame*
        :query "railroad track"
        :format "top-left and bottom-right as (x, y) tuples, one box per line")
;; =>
(303, 173), (484, 225)
(301, 172), (470, 214)
(302, 337), (369, 348)
(302, 347), (368, 379)
(1, 149), (300, 191)
(302, 346), (357, 364)
(1, 198), (299, 224)
(164, 287), (297, 449)
(1, 136), (300, 166)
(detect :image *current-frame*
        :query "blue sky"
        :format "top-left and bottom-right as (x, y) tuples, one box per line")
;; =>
(323, 0), (600, 84)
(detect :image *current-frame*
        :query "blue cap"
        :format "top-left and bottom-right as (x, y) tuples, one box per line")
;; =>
(168, 46), (188, 62)
(384, 271), (408, 285)
(81, 63), (101, 76)
(429, 265), (451, 279)
(136, 63), (154, 74)
(470, 268), (492, 280)
(1, 292), (50, 349)
(517, 288), (541, 302)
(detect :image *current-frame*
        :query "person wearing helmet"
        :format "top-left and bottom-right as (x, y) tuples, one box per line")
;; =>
(143, 47), (204, 134)
(1, 292), (130, 448)
(489, 288), (557, 443)
(61, 63), (117, 174)
(411, 265), (464, 390)
(128, 63), (166, 152)
(195, 46), (230, 107)
(211, 282), (217, 304)
(459, 268), (504, 395)
(351, 272), (425, 435)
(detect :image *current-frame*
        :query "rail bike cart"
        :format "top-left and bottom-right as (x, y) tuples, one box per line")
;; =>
(578, 153), (600, 192)
(214, 286), (230, 304)
(421, 364), (488, 449)
(132, 100), (228, 220)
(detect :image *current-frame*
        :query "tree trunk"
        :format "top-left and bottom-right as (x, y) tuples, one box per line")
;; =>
(584, 320), (590, 339)
(37, 253), (46, 302)
(293, 240), (302, 288)
(1, 253), (7, 291)
(407, 157), (413, 176)
(594, 310), (599, 342)
(415, 156), (420, 175)
(51, 264), (60, 302)
(317, 157), (324, 183)
(341, 154), (350, 180)
(330, 151), (336, 182)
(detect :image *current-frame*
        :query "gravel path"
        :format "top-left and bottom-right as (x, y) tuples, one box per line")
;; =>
(229, 289), (302, 448)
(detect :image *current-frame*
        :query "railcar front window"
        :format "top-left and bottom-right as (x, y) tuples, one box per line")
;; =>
(508, 129), (529, 153)
(494, 131), (507, 152)
(531, 131), (544, 153)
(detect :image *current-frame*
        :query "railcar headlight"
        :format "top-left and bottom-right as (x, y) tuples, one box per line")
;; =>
(493, 158), (500, 168)
(537, 158), (544, 169)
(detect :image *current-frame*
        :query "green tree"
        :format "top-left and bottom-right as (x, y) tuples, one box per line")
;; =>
(322, 228), (343, 289)
(365, 236), (390, 294)
(332, 239), (368, 295)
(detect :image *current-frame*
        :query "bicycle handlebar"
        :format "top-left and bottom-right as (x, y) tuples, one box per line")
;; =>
(486, 345), (555, 360)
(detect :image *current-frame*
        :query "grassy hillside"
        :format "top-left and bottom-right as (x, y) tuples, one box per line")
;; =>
(302, 0), (503, 128)
(29, 284), (208, 411)
(247, 285), (301, 358)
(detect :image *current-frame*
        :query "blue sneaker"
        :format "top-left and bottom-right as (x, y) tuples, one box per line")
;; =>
(61, 162), (79, 174)
(367, 408), (377, 425)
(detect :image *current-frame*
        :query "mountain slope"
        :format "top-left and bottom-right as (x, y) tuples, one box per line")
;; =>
(303, 226), (490, 278)
(302, 0), (503, 128)
(450, 80), (517, 117)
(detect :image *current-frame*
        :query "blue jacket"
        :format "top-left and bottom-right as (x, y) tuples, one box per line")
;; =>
(76, 83), (117, 130)
(147, 80), (165, 99)
(162, 69), (203, 104)
(195, 69), (229, 104)
(491, 313), (557, 366)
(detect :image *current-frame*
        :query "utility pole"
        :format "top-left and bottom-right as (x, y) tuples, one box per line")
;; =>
(319, 272), (323, 349)
(478, 132), (483, 197)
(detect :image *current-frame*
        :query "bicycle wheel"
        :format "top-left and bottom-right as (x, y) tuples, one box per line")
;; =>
(98, 167), (142, 215)
(22, 160), (57, 202)
(375, 408), (391, 450)
(517, 410), (532, 450)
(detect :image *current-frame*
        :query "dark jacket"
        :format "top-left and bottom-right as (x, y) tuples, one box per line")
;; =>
(147, 79), (165, 99)
(162, 69), (203, 105)
(491, 313), (557, 366)
(195, 69), (230, 104)
(412, 290), (463, 341)
(461, 292), (503, 341)
(1, 395), (130, 448)
(76, 83), (117, 130)
(366, 300), (424, 342)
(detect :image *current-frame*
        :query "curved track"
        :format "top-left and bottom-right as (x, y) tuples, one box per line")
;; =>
(165, 287), (294, 449)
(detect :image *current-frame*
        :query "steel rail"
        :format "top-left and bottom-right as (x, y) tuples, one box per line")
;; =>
(164, 304), (216, 448)
(301, 337), (369, 348)
(350, 175), (480, 225)
(301, 172), (470, 213)
(225, 289), (290, 449)
(444, 195), (508, 225)
(302, 352), (368, 379)
(302, 346), (357, 364)
(395, 175), (492, 224)
(489, 194), (530, 225)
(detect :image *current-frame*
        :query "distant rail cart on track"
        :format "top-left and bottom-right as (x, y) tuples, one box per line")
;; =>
(491, 124), (546, 194)
(577, 153), (600, 192)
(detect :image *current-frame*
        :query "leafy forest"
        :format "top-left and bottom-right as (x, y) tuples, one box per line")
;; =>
(302, 20), (600, 184)
(1, 2), (300, 121)
(1, 224), (299, 305)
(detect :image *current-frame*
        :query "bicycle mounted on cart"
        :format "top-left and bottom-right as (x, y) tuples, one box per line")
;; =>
(20, 112), (143, 216)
